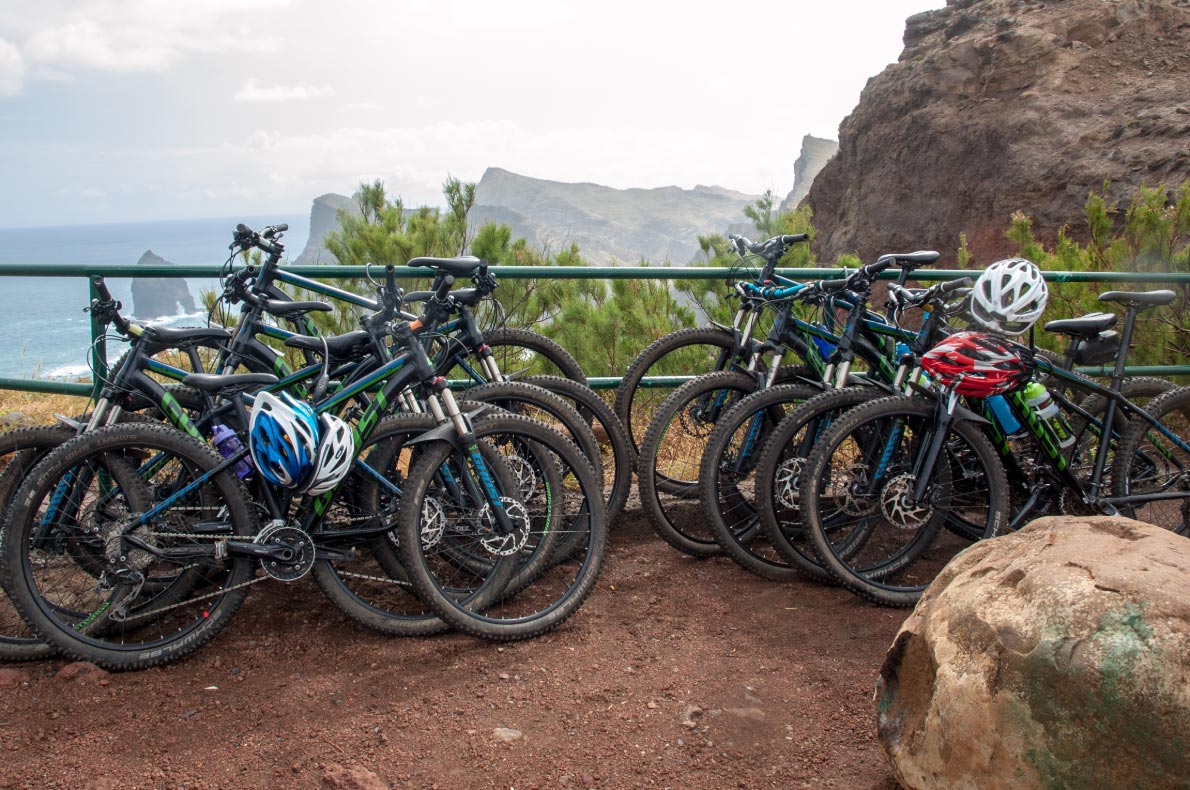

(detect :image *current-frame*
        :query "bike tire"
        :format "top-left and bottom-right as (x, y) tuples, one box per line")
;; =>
(636, 371), (759, 557)
(752, 386), (887, 583)
(697, 383), (819, 580)
(798, 395), (1010, 607)
(1110, 385), (1190, 536)
(614, 326), (735, 467)
(395, 413), (607, 641)
(1, 423), (258, 670)
(523, 375), (631, 525)
(437, 327), (586, 387)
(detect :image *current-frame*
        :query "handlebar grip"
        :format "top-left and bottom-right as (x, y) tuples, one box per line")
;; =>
(434, 274), (455, 301)
(91, 276), (114, 302)
(863, 258), (895, 278)
(940, 277), (973, 294)
(262, 223), (289, 239)
(384, 264), (397, 289)
(235, 223), (250, 235)
(819, 279), (850, 294)
(780, 234), (809, 244)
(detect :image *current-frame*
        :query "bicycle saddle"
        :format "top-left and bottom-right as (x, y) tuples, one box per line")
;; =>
(406, 255), (483, 277)
(1044, 312), (1117, 338)
(284, 329), (370, 358)
(264, 299), (333, 317)
(182, 372), (278, 395)
(1099, 290), (1177, 309)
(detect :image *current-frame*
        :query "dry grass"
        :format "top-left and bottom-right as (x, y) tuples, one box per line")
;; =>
(0, 390), (92, 425)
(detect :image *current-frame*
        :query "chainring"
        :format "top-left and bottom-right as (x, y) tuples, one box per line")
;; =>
(255, 523), (315, 581)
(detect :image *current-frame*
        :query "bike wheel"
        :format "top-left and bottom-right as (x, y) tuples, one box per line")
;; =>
(1111, 386), (1190, 536)
(636, 371), (758, 556)
(436, 327), (586, 386)
(0, 425), (76, 661)
(523, 375), (632, 525)
(0, 423), (258, 670)
(457, 380), (602, 482)
(614, 327), (735, 466)
(798, 396), (1010, 607)
(753, 386), (886, 583)
(395, 413), (607, 640)
(697, 383), (818, 580)
(309, 413), (456, 636)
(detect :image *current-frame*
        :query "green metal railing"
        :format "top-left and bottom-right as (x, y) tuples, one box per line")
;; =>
(1, 262), (1188, 399)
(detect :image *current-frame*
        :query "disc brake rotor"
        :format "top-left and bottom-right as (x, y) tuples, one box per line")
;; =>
(880, 473), (934, 530)
(478, 498), (531, 556)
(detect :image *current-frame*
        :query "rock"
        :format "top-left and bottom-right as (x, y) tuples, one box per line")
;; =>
(131, 250), (196, 319)
(492, 727), (524, 743)
(54, 662), (108, 683)
(877, 516), (1190, 789)
(0, 412), (31, 427)
(0, 668), (29, 687)
(320, 763), (388, 790)
(779, 135), (839, 214)
(724, 707), (765, 722)
(293, 193), (359, 266)
(680, 705), (703, 728)
(806, 0), (1190, 263)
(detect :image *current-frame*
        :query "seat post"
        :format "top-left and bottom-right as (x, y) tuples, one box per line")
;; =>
(1111, 306), (1140, 392)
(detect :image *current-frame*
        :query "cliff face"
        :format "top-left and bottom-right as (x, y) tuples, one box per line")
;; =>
(780, 135), (838, 213)
(806, 0), (1190, 264)
(131, 250), (195, 319)
(470, 168), (759, 265)
(293, 193), (357, 265)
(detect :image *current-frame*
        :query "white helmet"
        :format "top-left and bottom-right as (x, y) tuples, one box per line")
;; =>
(970, 258), (1048, 336)
(303, 413), (355, 496)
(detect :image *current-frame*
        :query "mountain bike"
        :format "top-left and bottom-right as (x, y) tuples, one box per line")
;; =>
(796, 288), (1190, 606)
(1, 268), (608, 668)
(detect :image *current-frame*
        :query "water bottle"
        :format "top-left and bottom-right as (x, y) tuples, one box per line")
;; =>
(1023, 382), (1076, 449)
(985, 394), (1023, 437)
(212, 424), (254, 478)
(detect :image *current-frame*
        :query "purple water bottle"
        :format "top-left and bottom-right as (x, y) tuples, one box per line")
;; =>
(211, 424), (254, 478)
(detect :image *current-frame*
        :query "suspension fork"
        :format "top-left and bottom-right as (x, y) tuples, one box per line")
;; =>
(909, 390), (960, 504)
(429, 381), (516, 535)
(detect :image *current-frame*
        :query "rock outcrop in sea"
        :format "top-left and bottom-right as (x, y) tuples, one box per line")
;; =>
(131, 250), (196, 319)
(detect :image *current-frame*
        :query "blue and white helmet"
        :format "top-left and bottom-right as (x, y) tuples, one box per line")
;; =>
(249, 391), (319, 488)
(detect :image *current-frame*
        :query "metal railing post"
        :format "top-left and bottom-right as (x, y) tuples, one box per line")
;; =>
(88, 276), (107, 401)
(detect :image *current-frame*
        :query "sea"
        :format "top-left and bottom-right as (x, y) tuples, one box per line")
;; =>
(0, 215), (310, 380)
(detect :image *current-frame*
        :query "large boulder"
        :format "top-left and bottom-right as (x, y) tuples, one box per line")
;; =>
(877, 516), (1190, 789)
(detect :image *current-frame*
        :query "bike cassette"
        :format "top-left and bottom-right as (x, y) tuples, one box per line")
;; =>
(254, 523), (315, 581)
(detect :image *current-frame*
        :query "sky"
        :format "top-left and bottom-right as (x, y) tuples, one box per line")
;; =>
(0, 0), (944, 228)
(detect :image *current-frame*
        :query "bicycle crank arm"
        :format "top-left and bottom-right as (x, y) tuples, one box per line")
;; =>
(313, 546), (358, 562)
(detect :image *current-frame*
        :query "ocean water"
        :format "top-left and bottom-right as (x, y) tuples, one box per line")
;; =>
(0, 215), (309, 379)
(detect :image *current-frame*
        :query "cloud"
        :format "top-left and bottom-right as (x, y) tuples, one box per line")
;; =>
(341, 101), (383, 112)
(233, 79), (334, 103)
(6, 1), (288, 77)
(0, 38), (22, 96)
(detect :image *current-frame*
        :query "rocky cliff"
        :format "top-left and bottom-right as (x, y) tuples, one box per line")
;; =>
(806, 0), (1190, 263)
(470, 168), (759, 265)
(780, 135), (838, 213)
(293, 193), (357, 265)
(131, 250), (196, 319)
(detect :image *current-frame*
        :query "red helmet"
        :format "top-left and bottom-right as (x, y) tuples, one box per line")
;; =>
(920, 332), (1031, 397)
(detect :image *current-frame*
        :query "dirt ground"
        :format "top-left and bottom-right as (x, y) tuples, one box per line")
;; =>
(0, 506), (905, 790)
